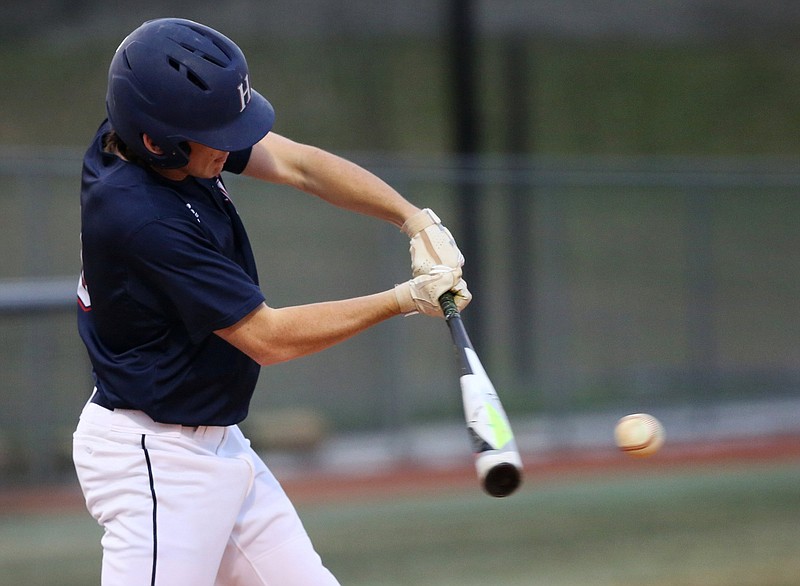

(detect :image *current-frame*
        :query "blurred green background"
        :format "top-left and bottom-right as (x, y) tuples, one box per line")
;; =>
(1, 1), (799, 583)
(3, 3), (800, 154)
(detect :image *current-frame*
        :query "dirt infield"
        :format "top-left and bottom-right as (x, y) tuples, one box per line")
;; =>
(3, 432), (799, 514)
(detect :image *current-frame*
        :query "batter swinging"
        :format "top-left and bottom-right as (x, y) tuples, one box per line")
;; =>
(72, 18), (470, 586)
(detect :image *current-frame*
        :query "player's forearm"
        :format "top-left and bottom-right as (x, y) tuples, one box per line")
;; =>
(245, 133), (419, 228)
(296, 146), (419, 228)
(215, 291), (401, 366)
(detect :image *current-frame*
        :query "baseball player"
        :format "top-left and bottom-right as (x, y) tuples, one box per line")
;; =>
(72, 18), (470, 586)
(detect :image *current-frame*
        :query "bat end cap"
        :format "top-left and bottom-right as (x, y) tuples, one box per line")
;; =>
(483, 463), (522, 497)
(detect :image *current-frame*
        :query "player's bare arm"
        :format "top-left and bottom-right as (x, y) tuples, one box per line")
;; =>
(243, 132), (420, 227)
(216, 266), (470, 366)
(215, 293), (398, 366)
(243, 132), (467, 280)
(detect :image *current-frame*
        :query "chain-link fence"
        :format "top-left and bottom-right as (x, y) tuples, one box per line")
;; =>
(1, 149), (798, 483)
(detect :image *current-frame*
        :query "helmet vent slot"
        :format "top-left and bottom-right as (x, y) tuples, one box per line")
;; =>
(185, 69), (209, 90)
(167, 57), (209, 91)
(178, 42), (227, 68)
(201, 53), (226, 67)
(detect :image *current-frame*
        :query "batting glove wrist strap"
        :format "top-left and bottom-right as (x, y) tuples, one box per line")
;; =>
(401, 208), (441, 238)
(394, 282), (418, 316)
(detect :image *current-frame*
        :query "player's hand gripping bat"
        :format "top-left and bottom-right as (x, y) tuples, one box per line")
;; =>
(439, 292), (523, 497)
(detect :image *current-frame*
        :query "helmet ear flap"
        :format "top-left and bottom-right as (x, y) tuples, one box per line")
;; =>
(138, 133), (192, 168)
(148, 143), (192, 169)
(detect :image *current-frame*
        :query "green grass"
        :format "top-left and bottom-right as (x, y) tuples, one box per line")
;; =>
(0, 510), (102, 585)
(310, 463), (800, 585)
(2, 461), (799, 585)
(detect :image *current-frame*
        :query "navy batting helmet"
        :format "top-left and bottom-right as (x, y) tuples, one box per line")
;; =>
(106, 18), (275, 168)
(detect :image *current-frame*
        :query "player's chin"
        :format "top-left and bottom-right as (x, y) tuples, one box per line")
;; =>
(214, 156), (229, 174)
(197, 161), (226, 178)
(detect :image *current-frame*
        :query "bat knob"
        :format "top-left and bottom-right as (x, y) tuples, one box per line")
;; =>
(483, 463), (522, 498)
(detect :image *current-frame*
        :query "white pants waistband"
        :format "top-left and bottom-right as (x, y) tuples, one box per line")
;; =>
(79, 400), (228, 447)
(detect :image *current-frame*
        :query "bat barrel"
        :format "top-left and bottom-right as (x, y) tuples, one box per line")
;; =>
(439, 290), (524, 498)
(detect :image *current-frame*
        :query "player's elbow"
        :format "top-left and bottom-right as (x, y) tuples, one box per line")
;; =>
(214, 303), (328, 366)
(214, 304), (290, 365)
(216, 332), (295, 366)
(251, 347), (294, 367)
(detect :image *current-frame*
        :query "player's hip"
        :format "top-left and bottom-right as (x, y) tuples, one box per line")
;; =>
(72, 397), (261, 510)
(74, 390), (236, 453)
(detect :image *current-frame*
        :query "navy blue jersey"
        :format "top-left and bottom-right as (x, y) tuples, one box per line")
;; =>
(77, 120), (266, 426)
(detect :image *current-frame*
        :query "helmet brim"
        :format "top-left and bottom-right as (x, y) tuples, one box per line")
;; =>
(175, 89), (276, 153)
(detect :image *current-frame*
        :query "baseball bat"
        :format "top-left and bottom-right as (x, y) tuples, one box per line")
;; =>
(439, 291), (523, 497)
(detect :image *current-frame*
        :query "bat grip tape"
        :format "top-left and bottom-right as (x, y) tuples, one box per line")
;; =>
(439, 291), (459, 320)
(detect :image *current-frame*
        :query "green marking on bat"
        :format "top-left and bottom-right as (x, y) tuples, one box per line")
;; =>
(487, 402), (513, 448)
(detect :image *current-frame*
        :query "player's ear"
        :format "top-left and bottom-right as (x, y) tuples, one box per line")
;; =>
(141, 134), (165, 155)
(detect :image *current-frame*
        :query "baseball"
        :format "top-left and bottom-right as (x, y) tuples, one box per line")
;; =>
(614, 413), (665, 457)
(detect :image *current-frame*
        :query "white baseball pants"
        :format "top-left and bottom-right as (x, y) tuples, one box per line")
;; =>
(73, 399), (340, 586)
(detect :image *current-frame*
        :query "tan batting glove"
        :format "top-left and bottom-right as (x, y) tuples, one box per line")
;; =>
(394, 265), (472, 318)
(402, 208), (465, 277)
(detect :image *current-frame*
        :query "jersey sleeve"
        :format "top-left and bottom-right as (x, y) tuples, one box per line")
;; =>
(223, 147), (252, 175)
(127, 218), (265, 343)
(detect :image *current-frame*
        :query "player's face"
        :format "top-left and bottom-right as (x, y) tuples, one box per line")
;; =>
(182, 142), (229, 179)
(156, 142), (229, 181)
(143, 135), (229, 181)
